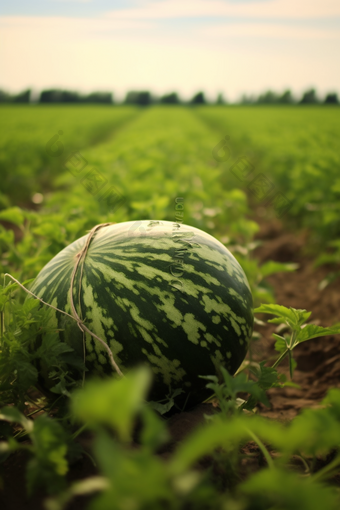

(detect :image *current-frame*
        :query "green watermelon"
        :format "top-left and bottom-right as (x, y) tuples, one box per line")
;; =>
(29, 220), (253, 404)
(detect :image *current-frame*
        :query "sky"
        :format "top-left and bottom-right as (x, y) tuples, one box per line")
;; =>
(0, 0), (339, 102)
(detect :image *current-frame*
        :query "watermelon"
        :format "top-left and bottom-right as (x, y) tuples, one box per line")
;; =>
(29, 220), (253, 404)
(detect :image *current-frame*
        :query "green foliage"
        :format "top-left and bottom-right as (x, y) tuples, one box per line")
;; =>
(72, 368), (152, 442)
(42, 363), (340, 510)
(0, 281), (84, 408)
(0, 105), (137, 207)
(239, 468), (339, 510)
(0, 407), (69, 495)
(2, 316), (340, 509)
(201, 365), (273, 416)
(195, 106), (340, 242)
(315, 239), (340, 290)
(1, 105), (340, 509)
(255, 303), (340, 378)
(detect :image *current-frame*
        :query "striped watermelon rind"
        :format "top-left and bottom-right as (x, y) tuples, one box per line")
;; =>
(29, 220), (253, 404)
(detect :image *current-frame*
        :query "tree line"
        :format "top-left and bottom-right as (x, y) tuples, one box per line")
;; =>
(0, 88), (338, 105)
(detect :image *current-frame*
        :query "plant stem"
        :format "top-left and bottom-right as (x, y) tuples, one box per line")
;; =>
(244, 427), (275, 470)
(311, 453), (340, 483)
(71, 423), (87, 440)
(271, 348), (290, 369)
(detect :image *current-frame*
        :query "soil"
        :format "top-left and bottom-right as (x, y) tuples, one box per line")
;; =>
(1, 214), (340, 510)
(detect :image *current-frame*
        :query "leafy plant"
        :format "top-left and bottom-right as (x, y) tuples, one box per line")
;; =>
(255, 304), (340, 378)
(0, 281), (85, 410)
(315, 238), (340, 290)
(0, 406), (70, 495)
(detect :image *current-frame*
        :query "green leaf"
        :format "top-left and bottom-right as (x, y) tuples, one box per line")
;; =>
(260, 261), (299, 278)
(240, 468), (338, 510)
(50, 381), (72, 397)
(140, 406), (169, 451)
(273, 334), (288, 353)
(148, 400), (174, 415)
(35, 332), (74, 362)
(0, 406), (33, 433)
(27, 414), (68, 495)
(296, 324), (340, 344)
(72, 366), (152, 442)
(255, 304), (311, 329)
(252, 362), (280, 391)
(0, 207), (25, 227)
(244, 363), (280, 410)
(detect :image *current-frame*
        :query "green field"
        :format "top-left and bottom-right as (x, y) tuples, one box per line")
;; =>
(1, 105), (340, 510)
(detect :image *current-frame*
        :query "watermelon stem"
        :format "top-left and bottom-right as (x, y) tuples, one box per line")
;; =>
(68, 223), (124, 378)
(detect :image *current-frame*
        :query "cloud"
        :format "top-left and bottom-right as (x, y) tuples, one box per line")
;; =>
(0, 15), (154, 39)
(108, 0), (340, 20)
(200, 23), (340, 40)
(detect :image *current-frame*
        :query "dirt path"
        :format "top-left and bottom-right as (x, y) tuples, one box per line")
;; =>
(251, 216), (340, 421)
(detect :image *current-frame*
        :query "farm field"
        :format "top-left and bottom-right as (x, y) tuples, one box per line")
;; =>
(1, 105), (340, 510)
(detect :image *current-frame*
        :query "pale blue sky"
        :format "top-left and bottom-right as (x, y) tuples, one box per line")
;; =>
(1, 0), (339, 101)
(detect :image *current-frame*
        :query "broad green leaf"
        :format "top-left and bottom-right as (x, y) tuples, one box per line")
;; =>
(287, 404), (340, 456)
(295, 324), (340, 344)
(90, 431), (171, 508)
(255, 304), (298, 323)
(170, 415), (284, 476)
(169, 418), (244, 476)
(72, 366), (152, 442)
(255, 304), (311, 329)
(240, 468), (338, 510)
(0, 207), (24, 227)
(260, 261), (299, 278)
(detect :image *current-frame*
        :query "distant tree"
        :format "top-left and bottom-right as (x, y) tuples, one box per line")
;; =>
(61, 90), (80, 103)
(299, 88), (319, 104)
(40, 89), (64, 103)
(84, 92), (113, 104)
(12, 89), (31, 103)
(239, 94), (255, 104)
(216, 93), (226, 105)
(190, 91), (206, 105)
(39, 89), (83, 103)
(124, 91), (152, 106)
(278, 89), (294, 104)
(257, 90), (278, 104)
(0, 90), (10, 103)
(160, 92), (180, 104)
(324, 92), (339, 104)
